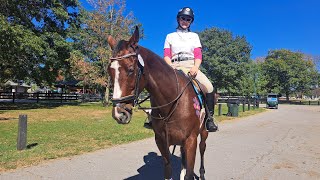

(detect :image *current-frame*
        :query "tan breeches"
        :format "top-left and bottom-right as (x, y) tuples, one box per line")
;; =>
(171, 60), (214, 93)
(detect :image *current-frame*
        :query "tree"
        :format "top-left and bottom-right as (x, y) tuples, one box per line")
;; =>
(69, 0), (142, 104)
(198, 27), (252, 95)
(0, 0), (80, 85)
(239, 60), (268, 97)
(261, 49), (318, 100)
(310, 55), (320, 72)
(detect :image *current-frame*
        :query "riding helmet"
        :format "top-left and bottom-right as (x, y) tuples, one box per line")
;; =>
(177, 7), (194, 22)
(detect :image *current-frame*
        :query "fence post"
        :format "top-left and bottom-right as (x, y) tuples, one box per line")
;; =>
(37, 93), (39, 103)
(17, 115), (27, 150)
(60, 93), (63, 103)
(242, 99), (245, 112)
(248, 99), (251, 111)
(12, 92), (15, 103)
(309, 101), (311, 105)
(318, 101), (320, 106)
(218, 104), (222, 116)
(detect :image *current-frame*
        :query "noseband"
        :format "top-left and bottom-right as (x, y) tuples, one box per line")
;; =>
(109, 50), (144, 107)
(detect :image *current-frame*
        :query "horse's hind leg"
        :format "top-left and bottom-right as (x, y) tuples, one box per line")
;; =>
(155, 135), (172, 179)
(199, 129), (209, 180)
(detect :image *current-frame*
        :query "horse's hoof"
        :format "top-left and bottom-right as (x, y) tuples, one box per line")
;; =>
(200, 175), (205, 180)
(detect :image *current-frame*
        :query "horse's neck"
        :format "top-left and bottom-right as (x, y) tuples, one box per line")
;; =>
(141, 47), (179, 101)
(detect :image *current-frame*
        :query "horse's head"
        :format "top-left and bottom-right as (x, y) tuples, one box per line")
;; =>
(107, 26), (145, 124)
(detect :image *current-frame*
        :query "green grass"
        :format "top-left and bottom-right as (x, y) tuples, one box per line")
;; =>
(0, 102), (153, 171)
(0, 102), (265, 171)
(280, 99), (320, 105)
(215, 103), (266, 122)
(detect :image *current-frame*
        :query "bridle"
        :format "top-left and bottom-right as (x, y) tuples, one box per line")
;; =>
(109, 48), (143, 107)
(109, 46), (193, 121)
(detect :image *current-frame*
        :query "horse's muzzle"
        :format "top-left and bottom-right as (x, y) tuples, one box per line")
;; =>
(112, 104), (133, 124)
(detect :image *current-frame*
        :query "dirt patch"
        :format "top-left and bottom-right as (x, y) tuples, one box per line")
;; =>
(307, 170), (320, 178)
(273, 162), (297, 169)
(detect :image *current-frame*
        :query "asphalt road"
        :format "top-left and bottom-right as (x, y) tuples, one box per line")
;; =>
(1, 104), (320, 180)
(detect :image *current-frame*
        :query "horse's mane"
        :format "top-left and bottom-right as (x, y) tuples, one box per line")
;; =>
(138, 45), (174, 75)
(137, 45), (193, 98)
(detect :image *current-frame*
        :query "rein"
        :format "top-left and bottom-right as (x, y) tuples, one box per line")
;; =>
(137, 73), (192, 121)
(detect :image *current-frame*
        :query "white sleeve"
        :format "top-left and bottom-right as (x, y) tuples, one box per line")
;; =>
(194, 34), (202, 48)
(164, 34), (171, 49)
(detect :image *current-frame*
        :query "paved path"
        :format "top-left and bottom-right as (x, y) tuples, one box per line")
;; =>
(1, 105), (320, 180)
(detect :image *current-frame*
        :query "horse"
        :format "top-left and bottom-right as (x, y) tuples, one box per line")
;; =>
(107, 26), (209, 180)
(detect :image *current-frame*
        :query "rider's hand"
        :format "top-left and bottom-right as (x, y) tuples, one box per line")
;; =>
(189, 65), (199, 77)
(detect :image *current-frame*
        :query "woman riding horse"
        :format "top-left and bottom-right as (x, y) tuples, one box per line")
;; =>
(145, 7), (218, 132)
(107, 26), (211, 179)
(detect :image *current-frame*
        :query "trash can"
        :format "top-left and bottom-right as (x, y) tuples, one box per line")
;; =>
(227, 101), (239, 117)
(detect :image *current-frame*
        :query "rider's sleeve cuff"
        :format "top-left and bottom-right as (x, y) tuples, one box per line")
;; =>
(194, 47), (202, 61)
(164, 48), (172, 59)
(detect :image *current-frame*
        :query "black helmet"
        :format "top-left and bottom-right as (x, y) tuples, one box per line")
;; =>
(177, 7), (194, 22)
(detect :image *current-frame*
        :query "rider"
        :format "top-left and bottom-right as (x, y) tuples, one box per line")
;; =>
(144, 7), (218, 132)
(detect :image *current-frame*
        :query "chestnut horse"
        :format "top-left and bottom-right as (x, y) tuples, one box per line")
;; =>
(107, 26), (209, 180)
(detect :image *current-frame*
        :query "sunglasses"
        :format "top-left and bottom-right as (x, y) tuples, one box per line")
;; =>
(180, 16), (192, 22)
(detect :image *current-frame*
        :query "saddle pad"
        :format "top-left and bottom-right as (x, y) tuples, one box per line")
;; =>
(177, 69), (204, 108)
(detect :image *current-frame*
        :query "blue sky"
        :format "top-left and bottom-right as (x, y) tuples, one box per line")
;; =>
(80, 0), (320, 60)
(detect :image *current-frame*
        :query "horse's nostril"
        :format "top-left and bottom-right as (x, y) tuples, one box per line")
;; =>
(119, 113), (127, 122)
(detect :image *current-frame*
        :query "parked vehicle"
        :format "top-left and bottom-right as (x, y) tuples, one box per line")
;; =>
(266, 93), (278, 109)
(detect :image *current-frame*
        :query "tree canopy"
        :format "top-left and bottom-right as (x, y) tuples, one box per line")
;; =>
(198, 27), (252, 95)
(67, 0), (142, 103)
(1, 1), (318, 100)
(260, 49), (318, 100)
(0, 0), (79, 85)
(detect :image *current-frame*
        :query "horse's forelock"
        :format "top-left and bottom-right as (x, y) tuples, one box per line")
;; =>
(113, 40), (129, 56)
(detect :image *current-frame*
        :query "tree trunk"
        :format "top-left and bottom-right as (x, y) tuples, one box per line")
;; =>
(104, 76), (112, 106)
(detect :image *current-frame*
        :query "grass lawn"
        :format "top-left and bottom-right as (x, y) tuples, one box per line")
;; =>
(0, 102), (265, 172)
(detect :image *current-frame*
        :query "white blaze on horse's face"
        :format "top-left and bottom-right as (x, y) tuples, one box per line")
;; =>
(110, 61), (122, 99)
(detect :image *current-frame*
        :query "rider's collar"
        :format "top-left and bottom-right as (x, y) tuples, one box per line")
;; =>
(177, 28), (189, 33)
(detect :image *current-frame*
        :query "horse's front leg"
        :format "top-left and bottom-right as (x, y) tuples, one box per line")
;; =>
(155, 134), (172, 179)
(199, 128), (208, 180)
(180, 146), (186, 180)
(183, 134), (197, 180)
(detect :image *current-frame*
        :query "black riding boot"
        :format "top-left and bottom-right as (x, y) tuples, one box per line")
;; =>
(144, 119), (152, 129)
(205, 92), (218, 132)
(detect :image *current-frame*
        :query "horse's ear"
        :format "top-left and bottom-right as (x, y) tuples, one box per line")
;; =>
(129, 26), (139, 48)
(107, 35), (117, 50)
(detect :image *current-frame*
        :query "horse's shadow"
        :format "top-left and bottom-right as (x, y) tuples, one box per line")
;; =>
(124, 152), (182, 180)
